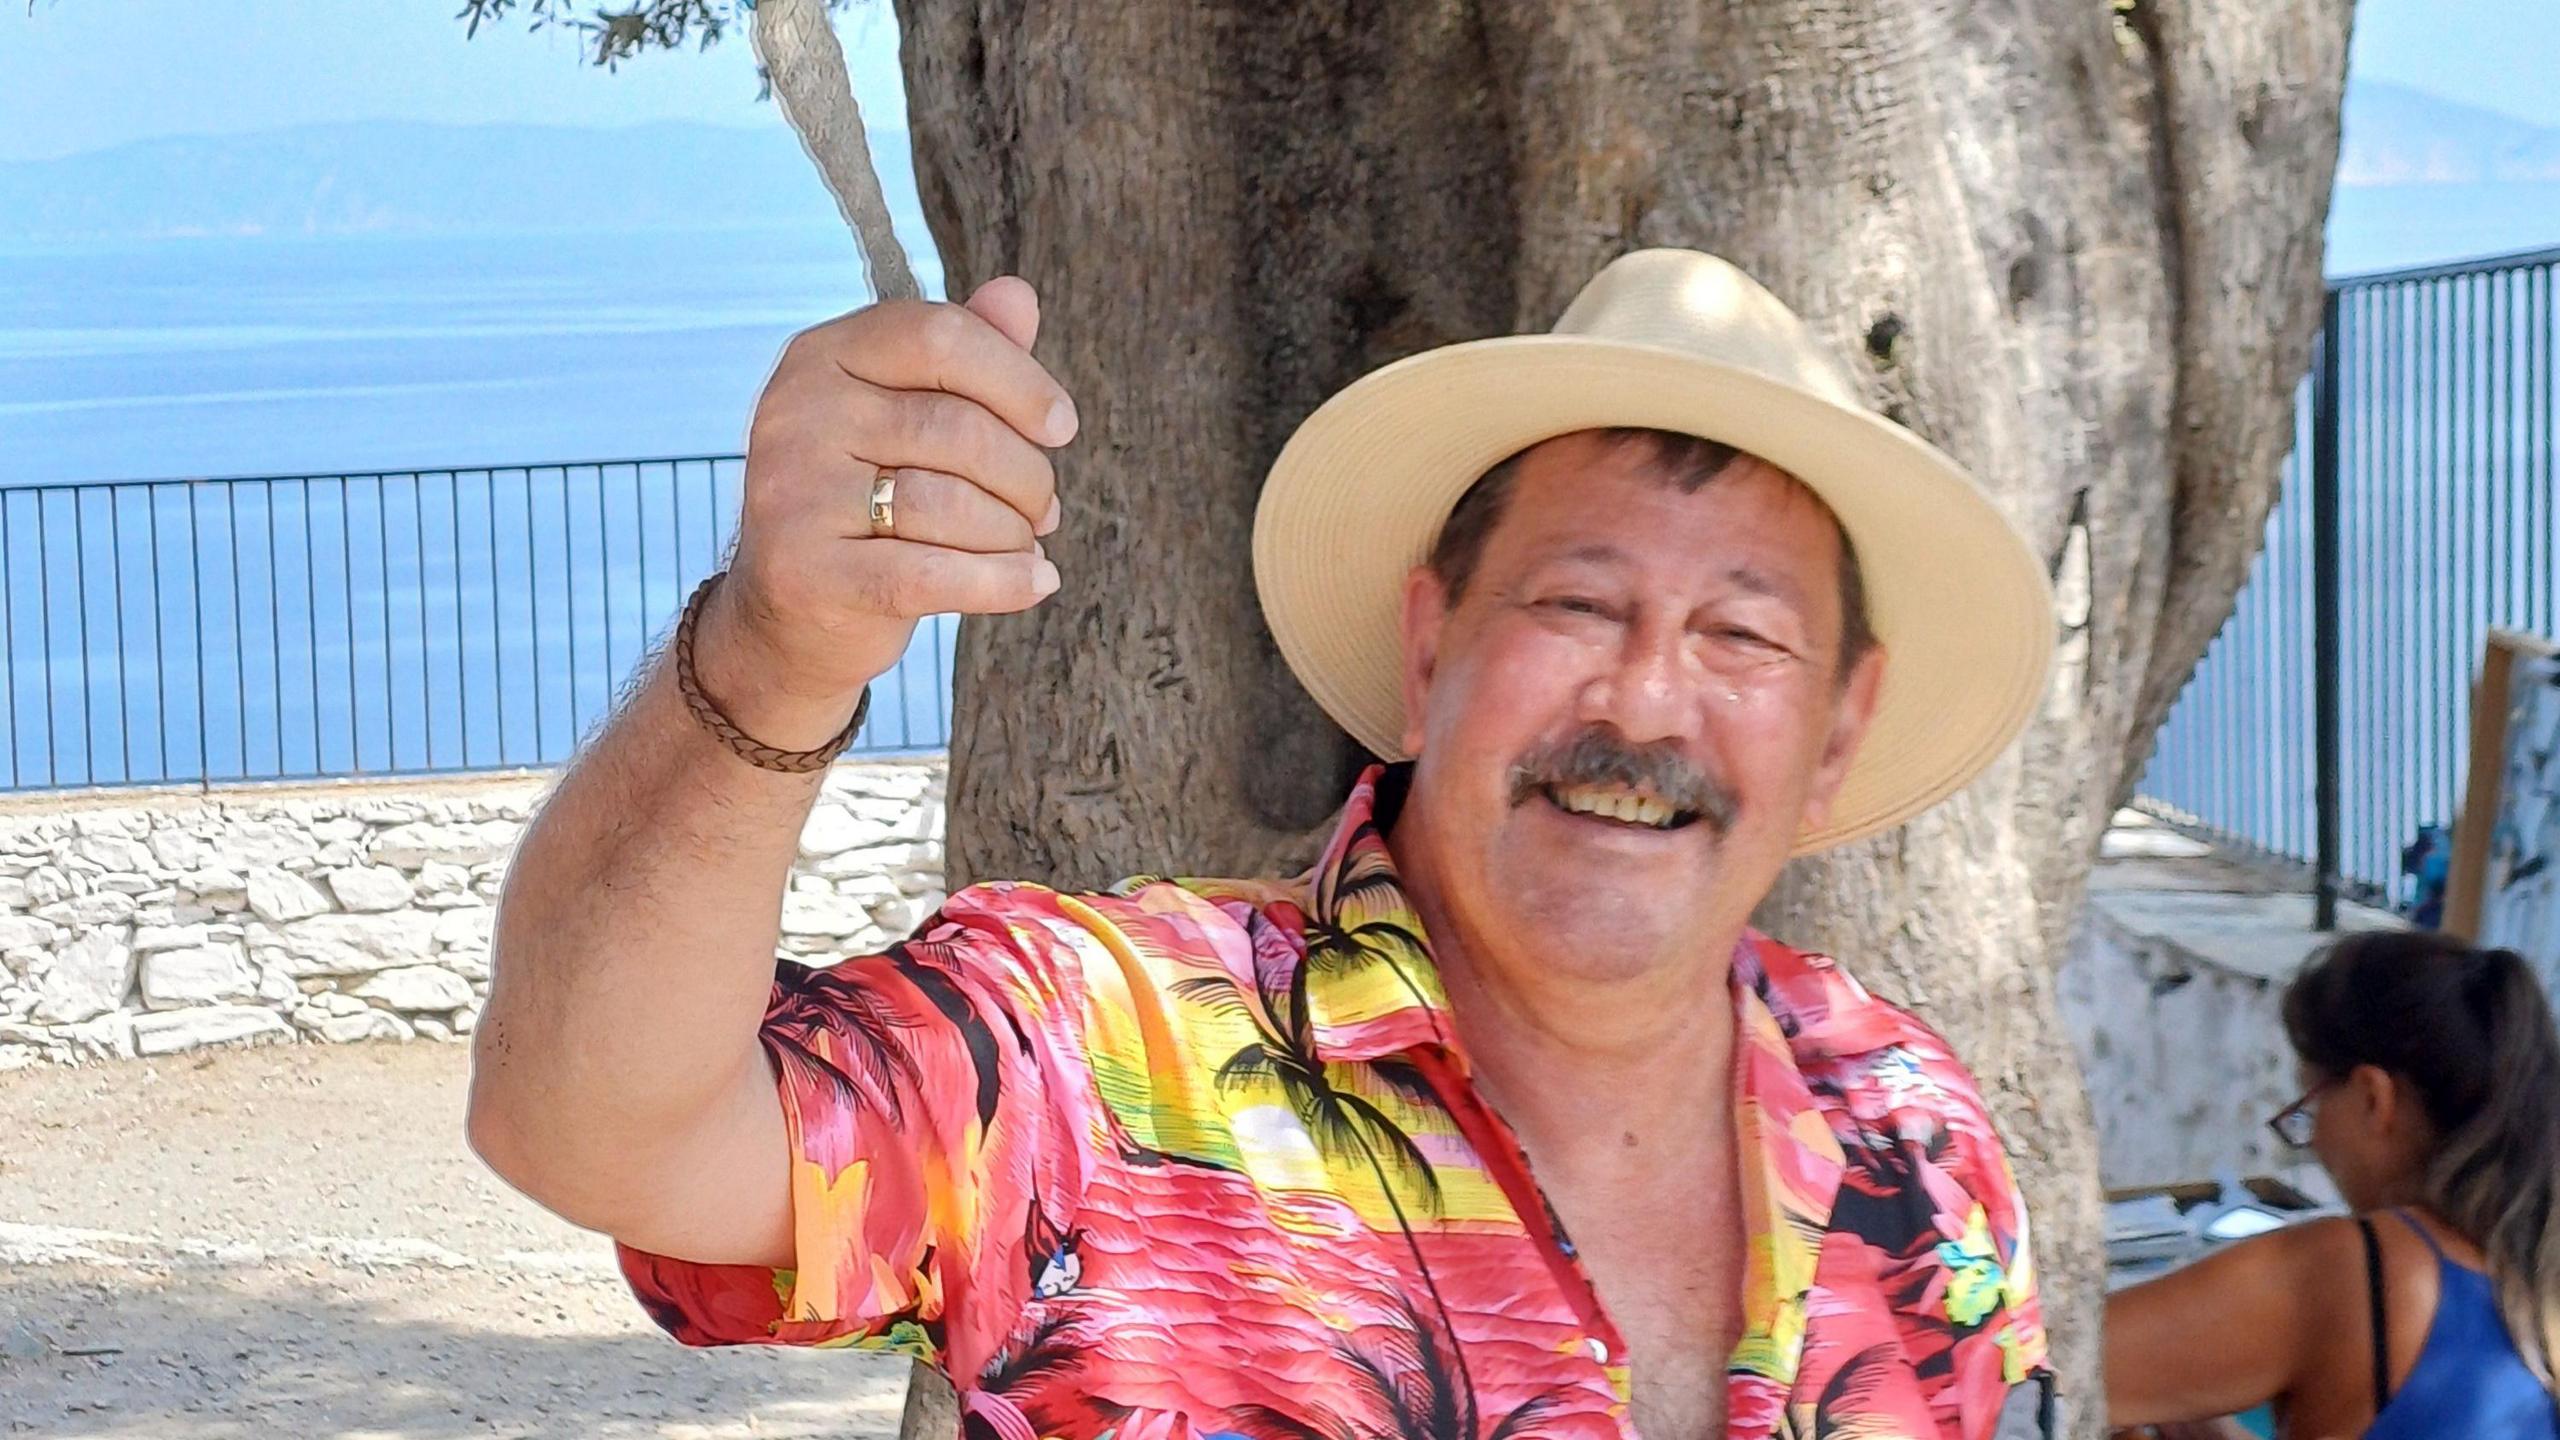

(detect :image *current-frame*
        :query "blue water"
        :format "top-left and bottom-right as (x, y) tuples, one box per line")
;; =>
(0, 226), (957, 788)
(1, 225), (935, 484)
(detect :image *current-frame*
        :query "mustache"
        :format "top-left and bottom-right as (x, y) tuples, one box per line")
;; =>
(1506, 727), (1739, 835)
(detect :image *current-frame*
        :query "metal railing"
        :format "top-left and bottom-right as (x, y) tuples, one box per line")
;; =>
(0, 456), (956, 791)
(2138, 246), (2560, 919)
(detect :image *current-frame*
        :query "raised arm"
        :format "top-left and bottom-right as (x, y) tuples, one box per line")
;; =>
(464, 278), (1076, 1267)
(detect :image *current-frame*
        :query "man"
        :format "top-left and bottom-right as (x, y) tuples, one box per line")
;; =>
(468, 250), (2058, 1440)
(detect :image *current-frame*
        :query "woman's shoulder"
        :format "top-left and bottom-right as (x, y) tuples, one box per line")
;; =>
(2214, 1213), (2378, 1298)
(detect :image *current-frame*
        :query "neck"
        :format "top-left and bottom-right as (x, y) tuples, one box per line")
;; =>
(1440, 943), (1738, 1155)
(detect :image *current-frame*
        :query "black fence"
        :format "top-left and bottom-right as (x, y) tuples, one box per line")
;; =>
(0, 456), (956, 791)
(2138, 246), (2560, 919)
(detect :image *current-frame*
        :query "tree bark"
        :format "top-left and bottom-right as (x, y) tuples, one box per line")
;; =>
(889, 3), (2351, 1436)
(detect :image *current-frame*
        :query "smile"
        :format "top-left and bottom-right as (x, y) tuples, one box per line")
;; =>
(1538, 783), (1699, 831)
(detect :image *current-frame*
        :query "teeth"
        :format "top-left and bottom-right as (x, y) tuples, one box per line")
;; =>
(1552, 786), (1675, 829)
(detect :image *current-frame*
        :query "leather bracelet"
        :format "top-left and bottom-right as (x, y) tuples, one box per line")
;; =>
(673, 572), (870, 774)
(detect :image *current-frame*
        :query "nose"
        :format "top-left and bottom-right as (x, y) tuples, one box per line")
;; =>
(1578, 616), (1699, 745)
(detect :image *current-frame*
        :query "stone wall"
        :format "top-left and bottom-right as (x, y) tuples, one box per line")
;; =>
(2060, 816), (2403, 1194)
(0, 759), (946, 1069)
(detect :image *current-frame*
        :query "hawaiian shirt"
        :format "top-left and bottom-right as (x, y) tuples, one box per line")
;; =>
(621, 765), (2055, 1440)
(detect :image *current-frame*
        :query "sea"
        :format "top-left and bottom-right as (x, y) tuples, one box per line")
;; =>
(0, 224), (957, 787)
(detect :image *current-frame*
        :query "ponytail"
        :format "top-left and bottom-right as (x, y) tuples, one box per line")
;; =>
(2284, 933), (2560, 1385)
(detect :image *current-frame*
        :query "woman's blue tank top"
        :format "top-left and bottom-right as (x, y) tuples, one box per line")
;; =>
(2363, 1210), (2559, 1440)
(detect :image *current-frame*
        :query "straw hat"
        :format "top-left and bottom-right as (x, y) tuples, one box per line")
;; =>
(1252, 248), (2054, 853)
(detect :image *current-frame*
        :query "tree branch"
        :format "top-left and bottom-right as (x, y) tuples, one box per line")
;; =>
(751, 0), (920, 301)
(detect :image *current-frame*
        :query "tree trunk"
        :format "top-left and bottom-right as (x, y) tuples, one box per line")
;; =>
(889, 3), (2351, 1436)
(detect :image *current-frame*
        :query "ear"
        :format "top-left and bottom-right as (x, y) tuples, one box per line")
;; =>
(1398, 566), (1452, 756)
(2347, 1063), (2400, 1131)
(1799, 643), (1888, 835)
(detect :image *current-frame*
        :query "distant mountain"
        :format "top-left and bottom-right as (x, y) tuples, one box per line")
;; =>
(2339, 80), (2560, 186)
(0, 120), (921, 242)
(1, 80), (2550, 251)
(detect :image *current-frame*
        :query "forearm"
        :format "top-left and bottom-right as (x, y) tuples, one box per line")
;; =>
(467, 585), (867, 1213)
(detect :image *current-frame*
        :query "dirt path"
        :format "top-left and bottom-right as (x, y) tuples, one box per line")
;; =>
(0, 1043), (909, 1438)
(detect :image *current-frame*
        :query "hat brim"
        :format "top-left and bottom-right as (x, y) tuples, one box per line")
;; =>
(1253, 333), (2056, 855)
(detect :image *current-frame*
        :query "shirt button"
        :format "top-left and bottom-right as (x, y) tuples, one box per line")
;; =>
(1585, 1336), (1610, 1364)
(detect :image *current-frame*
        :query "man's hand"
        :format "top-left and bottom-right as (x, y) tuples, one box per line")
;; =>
(699, 276), (1076, 745)
(468, 277), (1076, 1260)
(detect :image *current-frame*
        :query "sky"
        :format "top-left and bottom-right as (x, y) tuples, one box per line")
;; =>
(0, 0), (2551, 165)
(0, 1), (911, 163)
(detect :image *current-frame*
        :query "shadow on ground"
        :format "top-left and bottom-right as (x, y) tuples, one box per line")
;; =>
(0, 1261), (908, 1439)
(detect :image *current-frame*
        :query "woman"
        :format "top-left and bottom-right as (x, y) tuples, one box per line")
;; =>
(2108, 929), (2560, 1439)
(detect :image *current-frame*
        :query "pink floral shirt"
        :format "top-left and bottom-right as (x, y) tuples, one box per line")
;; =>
(622, 766), (2054, 1439)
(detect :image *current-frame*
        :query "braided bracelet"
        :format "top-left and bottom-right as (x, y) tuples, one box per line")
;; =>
(673, 573), (870, 774)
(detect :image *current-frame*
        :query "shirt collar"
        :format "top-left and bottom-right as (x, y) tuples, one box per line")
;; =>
(1294, 764), (1459, 1064)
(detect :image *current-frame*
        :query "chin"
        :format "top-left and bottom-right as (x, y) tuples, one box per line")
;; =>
(1496, 889), (1696, 983)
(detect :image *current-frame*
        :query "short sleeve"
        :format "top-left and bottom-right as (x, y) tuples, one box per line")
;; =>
(618, 884), (1093, 1374)
(1897, 1037), (2055, 1439)
(1955, 1133), (2055, 1439)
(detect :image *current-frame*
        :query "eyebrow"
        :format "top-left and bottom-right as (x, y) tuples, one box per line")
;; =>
(1721, 564), (1811, 610)
(1530, 546), (1817, 613)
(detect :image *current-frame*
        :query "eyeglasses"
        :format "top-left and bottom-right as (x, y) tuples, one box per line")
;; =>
(2267, 1080), (2335, 1150)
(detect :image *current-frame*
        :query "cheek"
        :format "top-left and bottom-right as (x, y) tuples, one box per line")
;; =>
(2311, 1109), (2363, 1170)
(1424, 623), (1587, 751)
(1717, 692), (1839, 793)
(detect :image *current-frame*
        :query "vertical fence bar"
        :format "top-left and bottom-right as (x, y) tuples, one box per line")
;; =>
(446, 472), (467, 768)
(2535, 261), (2551, 632)
(565, 467), (582, 749)
(419, 471), (440, 768)
(634, 461), (652, 660)
(2529, 265), (2549, 632)
(2312, 289), (2344, 930)
(340, 476), (359, 774)
(73, 490), (92, 785)
(225, 483), (245, 780)
(264, 480), (283, 777)
(308, 476), (325, 773)
(188, 488), (207, 787)
(109, 487), (129, 783)
(600, 465), (616, 698)
(1, 491), (14, 789)
(374, 476), (393, 773)
(527, 469), (544, 763)
(147, 488), (166, 781)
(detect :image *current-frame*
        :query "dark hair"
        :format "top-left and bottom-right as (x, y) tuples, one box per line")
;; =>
(1425, 427), (1877, 675)
(2283, 930), (2560, 1383)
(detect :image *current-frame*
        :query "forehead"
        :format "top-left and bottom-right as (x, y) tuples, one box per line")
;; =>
(1481, 431), (1847, 590)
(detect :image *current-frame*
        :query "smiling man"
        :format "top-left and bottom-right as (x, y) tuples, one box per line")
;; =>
(468, 250), (2059, 1440)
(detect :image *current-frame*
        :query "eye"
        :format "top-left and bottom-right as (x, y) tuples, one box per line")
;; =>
(1539, 595), (1616, 619)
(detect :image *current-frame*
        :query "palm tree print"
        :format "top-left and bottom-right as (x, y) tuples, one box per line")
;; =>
(1325, 1295), (1565, 1440)
(1172, 958), (1444, 1215)
(763, 960), (927, 1126)
(966, 1309), (1096, 1440)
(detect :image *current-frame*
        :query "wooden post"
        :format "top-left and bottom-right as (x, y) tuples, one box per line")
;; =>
(2447, 628), (2558, 938)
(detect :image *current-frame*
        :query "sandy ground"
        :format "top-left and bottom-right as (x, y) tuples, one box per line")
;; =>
(0, 1042), (909, 1438)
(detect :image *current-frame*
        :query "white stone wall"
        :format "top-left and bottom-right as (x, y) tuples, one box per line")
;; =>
(2061, 895), (2305, 1192)
(2060, 821), (2405, 1193)
(0, 760), (947, 1069)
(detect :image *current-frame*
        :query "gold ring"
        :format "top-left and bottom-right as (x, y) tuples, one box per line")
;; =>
(868, 469), (897, 537)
